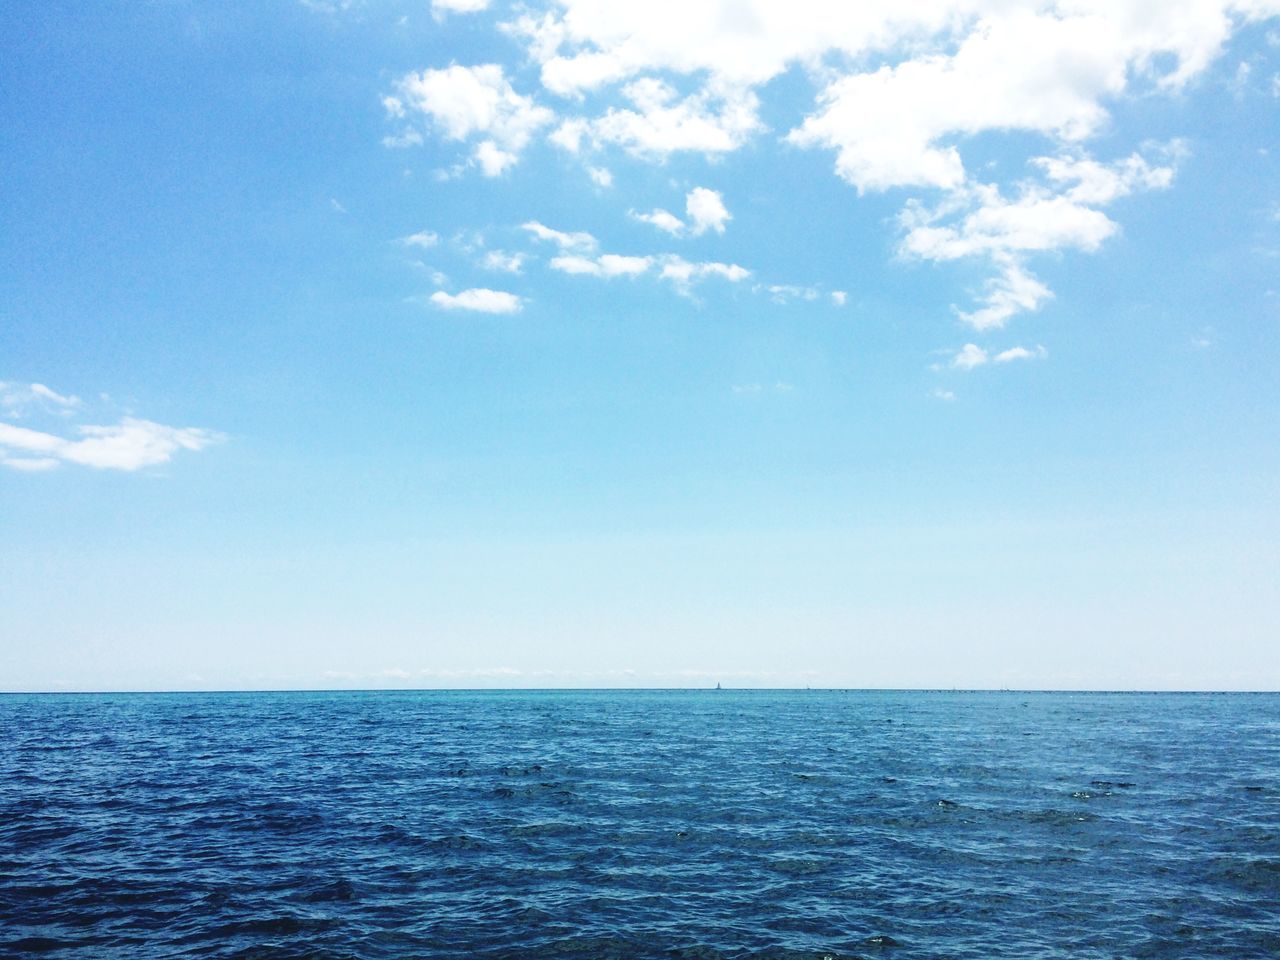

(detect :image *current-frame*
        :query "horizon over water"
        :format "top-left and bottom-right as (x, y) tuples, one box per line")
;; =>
(2, 689), (1277, 958)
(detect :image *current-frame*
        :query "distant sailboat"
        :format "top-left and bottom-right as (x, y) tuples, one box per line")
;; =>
(715, 682), (722, 690)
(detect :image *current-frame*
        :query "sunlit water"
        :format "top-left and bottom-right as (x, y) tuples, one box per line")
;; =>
(2, 690), (1277, 958)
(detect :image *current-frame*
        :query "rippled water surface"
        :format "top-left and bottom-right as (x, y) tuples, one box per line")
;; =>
(2, 690), (1278, 959)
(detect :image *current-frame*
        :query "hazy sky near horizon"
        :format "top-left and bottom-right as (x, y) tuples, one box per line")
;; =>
(3, 0), (1279, 691)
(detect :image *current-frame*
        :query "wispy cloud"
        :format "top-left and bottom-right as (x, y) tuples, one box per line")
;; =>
(522, 220), (597, 252)
(1, 381), (82, 418)
(0, 417), (224, 472)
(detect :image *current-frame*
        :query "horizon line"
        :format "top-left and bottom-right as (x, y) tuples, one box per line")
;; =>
(2, 686), (1277, 695)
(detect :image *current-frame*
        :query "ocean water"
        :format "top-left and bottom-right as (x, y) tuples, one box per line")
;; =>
(1, 690), (1277, 959)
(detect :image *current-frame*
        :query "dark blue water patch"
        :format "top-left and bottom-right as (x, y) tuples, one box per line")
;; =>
(0, 690), (1277, 959)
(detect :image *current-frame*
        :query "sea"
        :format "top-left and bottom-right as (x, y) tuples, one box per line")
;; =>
(1, 690), (1277, 959)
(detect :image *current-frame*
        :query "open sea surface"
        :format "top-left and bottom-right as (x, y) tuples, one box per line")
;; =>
(1, 690), (1277, 959)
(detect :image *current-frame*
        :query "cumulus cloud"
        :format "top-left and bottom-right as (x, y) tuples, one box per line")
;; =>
(429, 288), (524, 313)
(401, 230), (439, 248)
(685, 187), (730, 235)
(658, 256), (750, 293)
(951, 343), (989, 370)
(591, 81), (761, 158)
(949, 341), (1047, 369)
(632, 208), (685, 234)
(831, 291), (848, 306)
(633, 187), (730, 236)
(899, 146), (1181, 327)
(587, 166), (613, 187)
(482, 250), (526, 273)
(388, 64), (554, 175)
(0, 417), (224, 472)
(522, 220), (598, 251)
(486, 2), (1272, 328)
(544, 247), (750, 293)
(550, 253), (653, 277)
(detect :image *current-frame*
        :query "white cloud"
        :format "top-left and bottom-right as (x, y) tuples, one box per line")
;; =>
(433, 0), (489, 14)
(587, 166), (613, 187)
(633, 187), (730, 237)
(390, 64), (554, 175)
(429, 288), (524, 313)
(632, 208), (685, 234)
(548, 118), (589, 152)
(381, 129), (424, 148)
(474, 140), (519, 176)
(488, 1), (1269, 329)
(591, 81), (762, 158)
(547, 254), (601, 275)
(522, 220), (598, 251)
(899, 146), (1180, 327)
(994, 344), (1048, 363)
(765, 284), (820, 304)
(831, 291), (848, 306)
(685, 186), (730, 235)
(931, 387), (957, 402)
(658, 255), (750, 292)
(951, 343), (989, 370)
(949, 341), (1046, 370)
(1, 381), (82, 417)
(401, 230), (439, 248)
(549, 253), (653, 277)
(0, 418), (224, 472)
(958, 259), (1054, 331)
(483, 250), (526, 273)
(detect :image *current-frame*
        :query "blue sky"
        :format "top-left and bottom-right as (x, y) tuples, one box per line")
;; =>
(2, 0), (1279, 691)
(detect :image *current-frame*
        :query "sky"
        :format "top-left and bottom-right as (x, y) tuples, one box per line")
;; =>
(2, 0), (1279, 692)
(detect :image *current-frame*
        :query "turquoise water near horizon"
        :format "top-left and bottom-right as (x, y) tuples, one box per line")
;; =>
(2, 690), (1277, 958)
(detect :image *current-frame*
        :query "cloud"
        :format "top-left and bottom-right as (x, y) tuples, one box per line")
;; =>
(549, 253), (653, 277)
(957, 259), (1054, 331)
(951, 343), (989, 370)
(389, 64), (554, 175)
(949, 342), (1047, 370)
(685, 187), (730, 235)
(433, 0), (489, 14)
(658, 256), (750, 292)
(522, 220), (598, 251)
(831, 291), (848, 306)
(633, 186), (730, 236)
(764, 284), (820, 304)
(401, 230), (439, 248)
(429, 288), (524, 313)
(485, 2), (1267, 329)
(632, 208), (685, 234)
(0, 417), (224, 472)
(899, 146), (1180, 328)
(590, 81), (762, 158)
(382, 129), (424, 148)
(544, 247), (750, 293)
(1, 381), (82, 417)
(482, 250), (526, 273)
(993, 344), (1048, 363)
(587, 166), (613, 187)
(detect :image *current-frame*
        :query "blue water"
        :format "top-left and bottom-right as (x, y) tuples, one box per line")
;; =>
(1, 690), (1277, 959)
